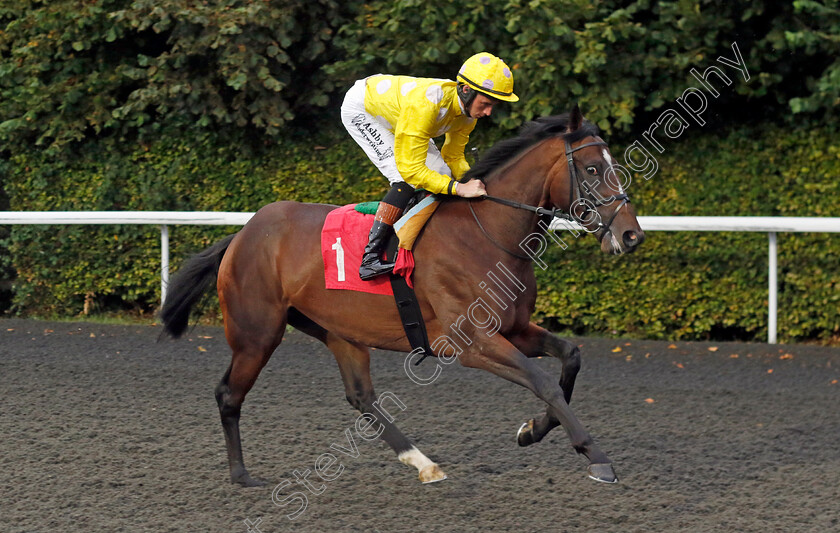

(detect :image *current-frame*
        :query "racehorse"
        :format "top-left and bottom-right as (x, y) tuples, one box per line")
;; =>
(160, 105), (645, 487)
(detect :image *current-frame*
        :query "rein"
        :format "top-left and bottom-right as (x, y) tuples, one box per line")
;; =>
(468, 200), (534, 260)
(469, 139), (630, 259)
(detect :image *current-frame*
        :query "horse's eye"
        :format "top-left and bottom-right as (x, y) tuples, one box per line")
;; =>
(586, 166), (597, 175)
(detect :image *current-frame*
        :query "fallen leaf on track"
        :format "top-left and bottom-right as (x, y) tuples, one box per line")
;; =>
(644, 398), (655, 404)
(708, 346), (718, 352)
(668, 344), (677, 349)
(612, 346), (622, 353)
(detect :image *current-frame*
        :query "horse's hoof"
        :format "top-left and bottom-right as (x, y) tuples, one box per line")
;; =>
(419, 464), (447, 484)
(587, 463), (618, 484)
(517, 420), (536, 447)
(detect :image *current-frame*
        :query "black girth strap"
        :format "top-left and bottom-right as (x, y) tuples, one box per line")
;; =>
(383, 197), (433, 366)
(389, 272), (433, 366)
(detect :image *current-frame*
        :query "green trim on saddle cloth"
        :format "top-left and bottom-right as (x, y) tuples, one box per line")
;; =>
(354, 190), (427, 216)
(354, 202), (379, 215)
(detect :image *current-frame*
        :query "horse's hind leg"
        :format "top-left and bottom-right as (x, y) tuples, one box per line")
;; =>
(508, 323), (581, 447)
(215, 312), (287, 487)
(325, 333), (446, 483)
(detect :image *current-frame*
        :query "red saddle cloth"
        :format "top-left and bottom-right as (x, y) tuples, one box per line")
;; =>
(321, 204), (414, 295)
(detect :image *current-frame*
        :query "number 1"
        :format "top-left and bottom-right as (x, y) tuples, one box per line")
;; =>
(331, 237), (346, 282)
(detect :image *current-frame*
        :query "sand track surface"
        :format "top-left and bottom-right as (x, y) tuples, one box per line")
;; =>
(2, 319), (839, 532)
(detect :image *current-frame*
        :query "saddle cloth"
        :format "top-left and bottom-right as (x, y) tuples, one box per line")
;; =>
(320, 199), (439, 295)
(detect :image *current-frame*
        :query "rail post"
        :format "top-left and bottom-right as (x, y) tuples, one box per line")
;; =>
(768, 231), (777, 344)
(161, 224), (169, 305)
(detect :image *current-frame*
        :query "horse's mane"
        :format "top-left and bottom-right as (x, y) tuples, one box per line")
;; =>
(464, 113), (600, 181)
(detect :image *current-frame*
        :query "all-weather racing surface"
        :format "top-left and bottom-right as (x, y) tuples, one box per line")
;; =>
(2, 318), (838, 532)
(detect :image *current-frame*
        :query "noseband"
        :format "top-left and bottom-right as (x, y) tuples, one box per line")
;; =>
(561, 140), (630, 242)
(470, 138), (631, 259)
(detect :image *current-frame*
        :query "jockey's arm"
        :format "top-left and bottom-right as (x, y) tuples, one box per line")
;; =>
(394, 131), (455, 195)
(394, 106), (484, 197)
(440, 126), (473, 181)
(441, 124), (485, 197)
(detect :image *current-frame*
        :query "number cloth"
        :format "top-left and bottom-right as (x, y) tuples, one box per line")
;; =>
(321, 204), (416, 295)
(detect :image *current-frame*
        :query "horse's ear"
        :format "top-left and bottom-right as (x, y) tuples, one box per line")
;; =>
(567, 104), (583, 133)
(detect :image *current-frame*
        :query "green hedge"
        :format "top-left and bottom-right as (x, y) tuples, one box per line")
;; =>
(3, 1), (840, 150)
(2, 123), (838, 343)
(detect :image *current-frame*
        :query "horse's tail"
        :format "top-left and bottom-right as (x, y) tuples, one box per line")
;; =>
(159, 234), (236, 339)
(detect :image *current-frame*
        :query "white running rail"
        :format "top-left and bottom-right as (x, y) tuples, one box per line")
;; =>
(2, 212), (839, 344)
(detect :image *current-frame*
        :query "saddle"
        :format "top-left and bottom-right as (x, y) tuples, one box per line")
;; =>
(354, 192), (440, 252)
(321, 191), (439, 364)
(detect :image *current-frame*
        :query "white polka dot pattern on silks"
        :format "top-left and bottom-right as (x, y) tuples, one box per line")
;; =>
(400, 80), (417, 95)
(425, 84), (443, 105)
(376, 79), (392, 94)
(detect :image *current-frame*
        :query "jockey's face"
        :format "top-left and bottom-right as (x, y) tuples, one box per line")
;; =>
(469, 93), (496, 119)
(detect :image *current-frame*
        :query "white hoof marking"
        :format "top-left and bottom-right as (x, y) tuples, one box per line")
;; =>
(398, 446), (435, 471)
(399, 447), (447, 483)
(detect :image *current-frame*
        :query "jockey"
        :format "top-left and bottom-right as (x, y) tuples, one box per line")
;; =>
(340, 52), (519, 280)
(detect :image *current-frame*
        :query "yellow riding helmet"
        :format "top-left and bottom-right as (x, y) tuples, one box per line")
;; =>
(457, 52), (519, 102)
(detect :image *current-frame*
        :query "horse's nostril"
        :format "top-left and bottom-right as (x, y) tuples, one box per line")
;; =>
(623, 230), (639, 248)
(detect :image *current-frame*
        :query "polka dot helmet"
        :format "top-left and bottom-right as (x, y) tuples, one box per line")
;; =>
(457, 52), (519, 102)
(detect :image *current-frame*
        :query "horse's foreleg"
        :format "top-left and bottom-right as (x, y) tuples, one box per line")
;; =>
(509, 323), (581, 403)
(326, 333), (446, 484)
(507, 323), (580, 447)
(459, 335), (616, 483)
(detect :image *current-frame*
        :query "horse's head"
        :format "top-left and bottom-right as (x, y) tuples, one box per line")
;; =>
(546, 105), (645, 255)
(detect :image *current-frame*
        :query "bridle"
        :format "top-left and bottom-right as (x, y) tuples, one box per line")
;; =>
(468, 138), (631, 260)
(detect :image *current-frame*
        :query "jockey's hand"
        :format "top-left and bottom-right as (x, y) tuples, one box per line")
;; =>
(456, 179), (486, 198)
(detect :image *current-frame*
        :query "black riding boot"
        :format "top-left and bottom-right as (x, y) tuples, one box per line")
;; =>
(359, 184), (413, 280)
(359, 220), (398, 280)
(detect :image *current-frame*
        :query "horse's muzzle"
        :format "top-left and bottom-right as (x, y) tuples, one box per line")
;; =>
(622, 229), (644, 252)
(602, 228), (645, 255)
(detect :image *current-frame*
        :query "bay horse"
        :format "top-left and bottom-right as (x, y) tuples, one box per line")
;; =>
(160, 106), (645, 487)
